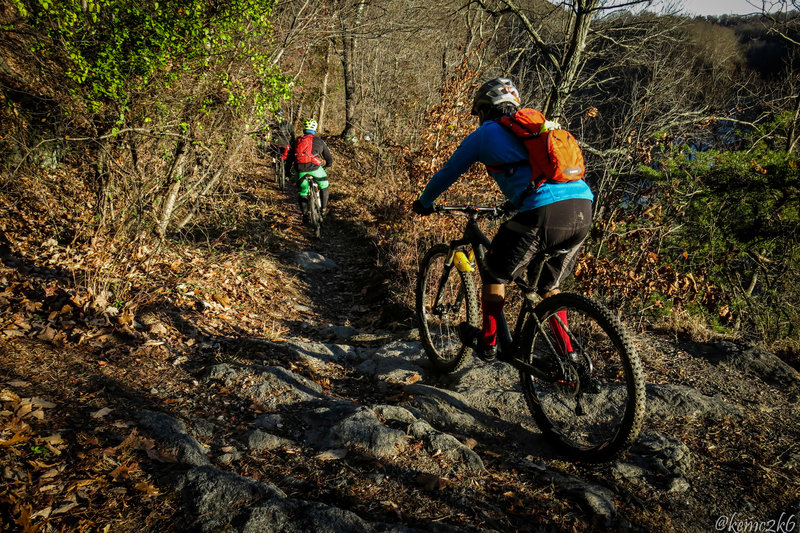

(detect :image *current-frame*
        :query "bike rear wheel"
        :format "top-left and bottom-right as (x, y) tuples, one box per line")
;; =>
(519, 292), (645, 461)
(308, 183), (322, 238)
(416, 244), (479, 373)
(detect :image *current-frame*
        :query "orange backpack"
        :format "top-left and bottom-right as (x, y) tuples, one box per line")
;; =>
(487, 108), (585, 190)
(295, 134), (323, 166)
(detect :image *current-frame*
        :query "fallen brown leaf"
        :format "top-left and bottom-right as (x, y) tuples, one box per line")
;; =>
(315, 449), (348, 461)
(91, 407), (113, 419)
(135, 481), (159, 497)
(0, 431), (31, 446)
(415, 473), (451, 491)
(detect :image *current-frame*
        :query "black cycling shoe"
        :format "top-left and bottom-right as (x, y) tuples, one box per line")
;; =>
(458, 323), (498, 361)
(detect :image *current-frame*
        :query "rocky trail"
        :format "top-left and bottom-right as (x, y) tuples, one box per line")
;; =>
(1, 163), (799, 533)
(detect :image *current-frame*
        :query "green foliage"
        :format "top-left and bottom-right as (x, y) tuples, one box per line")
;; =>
(638, 138), (800, 343)
(30, 445), (50, 455)
(16, 0), (289, 117)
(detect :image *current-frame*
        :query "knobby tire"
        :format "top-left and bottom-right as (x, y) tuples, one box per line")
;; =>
(275, 160), (286, 190)
(519, 292), (645, 461)
(416, 244), (480, 373)
(308, 183), (322, 239)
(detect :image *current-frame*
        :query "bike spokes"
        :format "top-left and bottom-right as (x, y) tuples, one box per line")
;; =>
(520, 293), (645, 461)
(416, 245), (479, 373)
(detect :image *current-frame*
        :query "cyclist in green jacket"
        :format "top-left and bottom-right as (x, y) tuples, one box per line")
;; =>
(291, 119), (333, 222)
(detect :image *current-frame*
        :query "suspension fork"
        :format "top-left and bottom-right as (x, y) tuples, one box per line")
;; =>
(431, 220), (481, 313)
(431, 249), (457, 312)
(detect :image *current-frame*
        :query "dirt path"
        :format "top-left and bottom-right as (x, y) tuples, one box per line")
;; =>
(2, 153), (799, 533)
(255, 155), (404, 336)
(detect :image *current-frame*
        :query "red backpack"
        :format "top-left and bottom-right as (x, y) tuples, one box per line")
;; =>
(487, 108), (585, 190)
(295, 134), (323, 166)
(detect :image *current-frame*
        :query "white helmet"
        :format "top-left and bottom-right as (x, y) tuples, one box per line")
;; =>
(471, 77), (521, 116)
(302, 118), (318, 132)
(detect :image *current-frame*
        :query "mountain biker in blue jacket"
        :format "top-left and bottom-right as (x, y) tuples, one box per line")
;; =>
(412, 77), (593, 360)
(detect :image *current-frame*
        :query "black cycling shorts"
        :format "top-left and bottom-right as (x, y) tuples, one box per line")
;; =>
(484, 198), (592, 292)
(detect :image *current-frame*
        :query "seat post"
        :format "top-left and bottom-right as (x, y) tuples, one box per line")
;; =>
(528, 251), (553, 292)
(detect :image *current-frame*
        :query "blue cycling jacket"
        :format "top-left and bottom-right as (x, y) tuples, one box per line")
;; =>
(419, 119), (594, 211)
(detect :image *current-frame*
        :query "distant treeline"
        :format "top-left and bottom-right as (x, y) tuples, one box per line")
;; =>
(697, 13), (800, 76)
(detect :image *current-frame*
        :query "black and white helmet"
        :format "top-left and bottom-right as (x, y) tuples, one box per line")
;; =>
(470, 77), (521, 116)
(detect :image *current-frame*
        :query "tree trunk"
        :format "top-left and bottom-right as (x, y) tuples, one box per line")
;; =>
(341, 30), (358, 143)
(177, 164), (224, 230)
(340, 0), (366, 143)
(94, 140), (111, 226)
(480, 0), (600, 121)
(156, 142), (187, 239)
(318, 39), (333, 131)
(786, 92), (800, 153)
(543, 0), (599, 121)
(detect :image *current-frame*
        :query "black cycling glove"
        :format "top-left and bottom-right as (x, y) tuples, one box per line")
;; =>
(412, 199), (435, 216)
(502, 200), (519, 216)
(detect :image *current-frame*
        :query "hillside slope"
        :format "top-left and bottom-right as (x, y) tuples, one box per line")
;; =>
(1, 149), (799, 533)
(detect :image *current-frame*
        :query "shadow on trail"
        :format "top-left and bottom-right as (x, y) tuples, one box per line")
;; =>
(170, 155), (401, 336)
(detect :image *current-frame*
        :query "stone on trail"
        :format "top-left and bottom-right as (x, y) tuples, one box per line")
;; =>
(646, 383), (744, 420)
(243, 429), (295, 451)
(179, 465), (442, 532)
(296, 251), (339, 272)
(205, 363), (326, 408)
(320, 325), (358, 339)
(614, 430), (693, 493)
(699, 341), (800, 389)
(133, 410), (210, 467)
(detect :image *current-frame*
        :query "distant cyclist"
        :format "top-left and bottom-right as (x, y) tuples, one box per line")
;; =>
(271, 112), (294, 171)
(412, 77), (593, 360)
(291, 119), (333, 222)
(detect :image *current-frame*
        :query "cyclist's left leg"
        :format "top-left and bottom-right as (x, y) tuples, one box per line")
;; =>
(483, 211), (549, 352)
(297, 174), (311, 222)
(316, 178), (330, 214)
(480, 284), (504, 348)
(531, 199), (593, 355)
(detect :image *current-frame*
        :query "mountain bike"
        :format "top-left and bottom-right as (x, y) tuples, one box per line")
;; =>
(415, 204), (646, 461)
(257, 141), (287, 190)
(302, 176), (323, 239)
(273, 155), (286, 190)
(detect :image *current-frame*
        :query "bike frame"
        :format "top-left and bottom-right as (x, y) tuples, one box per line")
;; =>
(434, 205), (579, 381)
(297, 175), (321, 204)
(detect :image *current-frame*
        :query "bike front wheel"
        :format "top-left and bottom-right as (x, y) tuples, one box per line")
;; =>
(275, 160), (286, 190)
(416, 244), (480, 373)
(519, 292), (645, 461)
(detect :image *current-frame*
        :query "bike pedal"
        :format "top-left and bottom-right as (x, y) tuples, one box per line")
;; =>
(478, 344), (498, 362)
(458, 323), (498, 361)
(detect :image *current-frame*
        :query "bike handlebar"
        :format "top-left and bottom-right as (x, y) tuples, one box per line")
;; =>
(433, 204), (510, 219)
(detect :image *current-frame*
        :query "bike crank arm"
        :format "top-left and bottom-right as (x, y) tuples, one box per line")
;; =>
(504, 355), (558, 382)
(503, 348), (583, 393)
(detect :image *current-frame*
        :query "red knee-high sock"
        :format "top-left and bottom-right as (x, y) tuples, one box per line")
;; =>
(481, 298), (504, 347)
(548, 310), (573, 354)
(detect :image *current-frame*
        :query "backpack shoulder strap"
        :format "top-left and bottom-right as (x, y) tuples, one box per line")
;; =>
(501, 108), (546, 137)
(485, 109), (546, 179)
